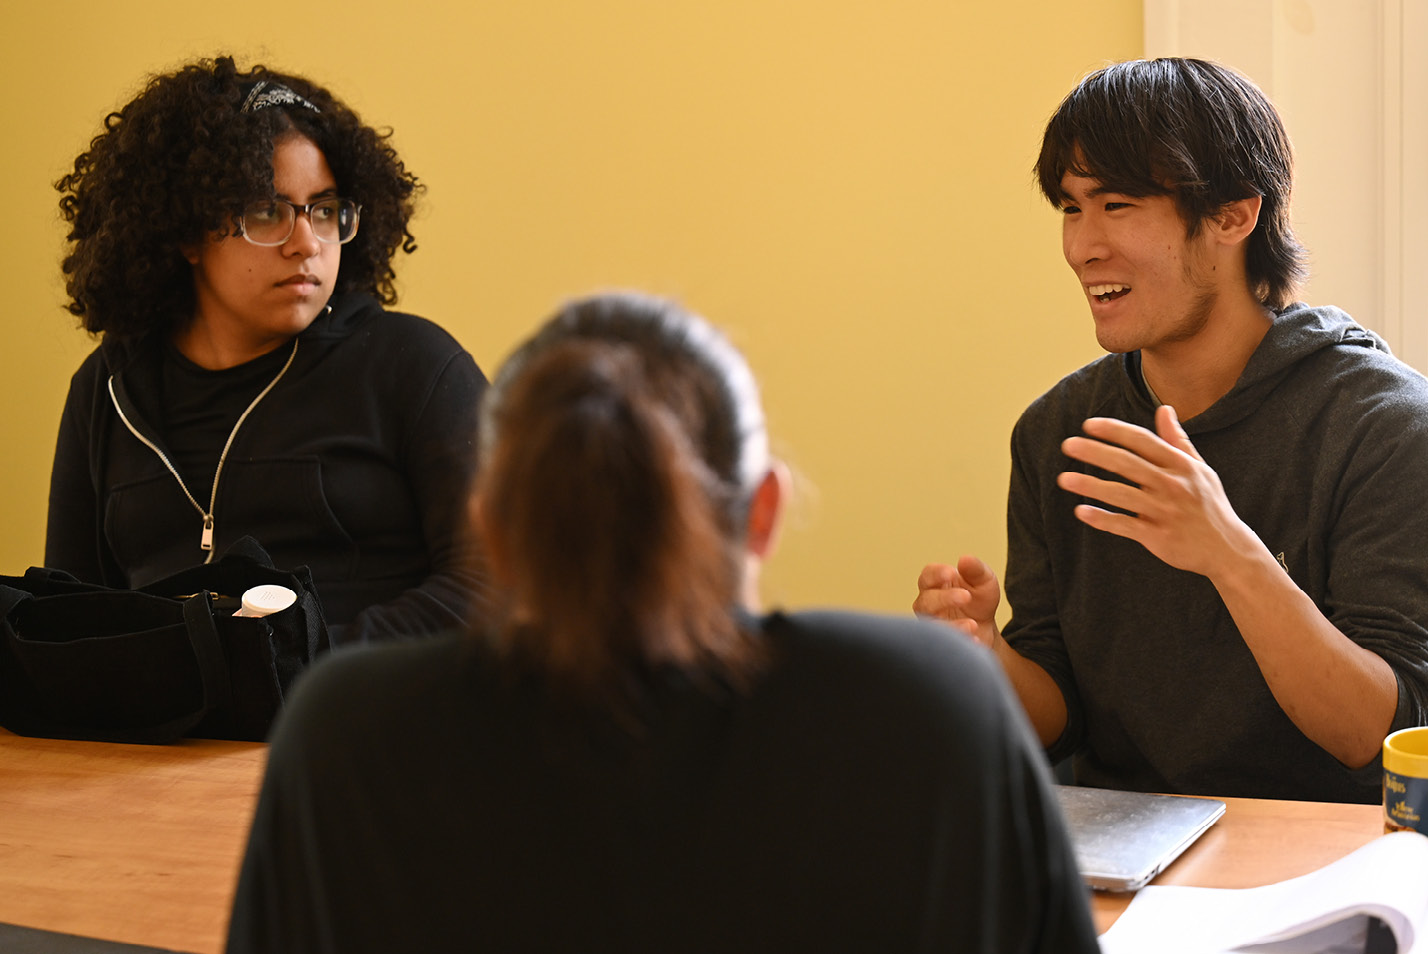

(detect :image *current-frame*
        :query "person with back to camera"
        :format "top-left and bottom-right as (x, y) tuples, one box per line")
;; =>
(224, 292), (1099, 953)
(914, 57), (1428, 803)
(47, 56), (488, 645)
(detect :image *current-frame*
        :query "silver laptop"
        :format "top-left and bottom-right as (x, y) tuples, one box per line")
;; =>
(1055, 785), (1226, 892)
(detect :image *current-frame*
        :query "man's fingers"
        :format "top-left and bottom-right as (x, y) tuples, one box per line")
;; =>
(1070, 503), (1144, 542)
(1061, 435), (1159, 485)
(1076, 416), (1189, 470)
(917, 562), (957, 590)
(913, 587), (964, 620)
(1155, 405), (1206, 463)
(946, 617), (981, 638)
(917, 557), (1000, 627)
(954, 554), (993, 587)
(1057, 470), (1144, 514)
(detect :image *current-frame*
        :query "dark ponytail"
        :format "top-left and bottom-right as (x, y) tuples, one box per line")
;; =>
(476, 293), (768, 705)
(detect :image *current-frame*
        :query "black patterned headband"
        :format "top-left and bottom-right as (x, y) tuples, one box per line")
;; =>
(241, 80), (320, 114)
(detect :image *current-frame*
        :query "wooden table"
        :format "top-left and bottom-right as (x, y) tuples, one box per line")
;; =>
(0, 728), (1387, 949)
(0, 728), (267, 953)
(1091, 794), (1384, 932)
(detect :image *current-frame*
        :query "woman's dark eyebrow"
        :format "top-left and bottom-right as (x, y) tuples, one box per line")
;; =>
(273, 186), (340, 201)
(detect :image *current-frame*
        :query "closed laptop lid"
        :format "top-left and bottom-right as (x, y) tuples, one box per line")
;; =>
(1055, 785), (1227, 892)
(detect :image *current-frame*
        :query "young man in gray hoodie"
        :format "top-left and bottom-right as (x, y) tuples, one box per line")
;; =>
(915, 57), (1428, 804)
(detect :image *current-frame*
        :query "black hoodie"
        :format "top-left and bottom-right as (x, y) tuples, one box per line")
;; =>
(46, 292), (488, 645)
(1004, 302), (1428, 803)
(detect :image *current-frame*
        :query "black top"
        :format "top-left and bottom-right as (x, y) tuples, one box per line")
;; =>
(226, 610), (1099, 953)
(158, 340), (295, 499)
(1005, 303), (1428, 802)
(45, 293), (488, 645)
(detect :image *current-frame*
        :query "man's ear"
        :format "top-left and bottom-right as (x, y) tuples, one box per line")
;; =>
(745, 461), (791, 560)
(180, 242), (201, 266)
(1212, 195), (1263, 246)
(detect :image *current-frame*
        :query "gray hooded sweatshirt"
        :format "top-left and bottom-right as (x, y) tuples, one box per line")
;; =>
(1005, 302), (1428, 803)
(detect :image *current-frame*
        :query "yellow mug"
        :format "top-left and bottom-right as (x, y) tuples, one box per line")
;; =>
(1383, 725), (1428, 835)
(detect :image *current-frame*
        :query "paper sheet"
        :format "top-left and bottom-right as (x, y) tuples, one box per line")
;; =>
(1098, 832), (1428, 954)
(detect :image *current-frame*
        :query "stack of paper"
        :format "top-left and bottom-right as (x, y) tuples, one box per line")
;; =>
(1098, 832), (1428, 954)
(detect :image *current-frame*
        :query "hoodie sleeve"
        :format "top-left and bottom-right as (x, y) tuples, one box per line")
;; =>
(1001, 403), (1088, 765)
(333, 348), (491, 645)
(1317, 363), (1428, 743)
(45, 350), (116, 583)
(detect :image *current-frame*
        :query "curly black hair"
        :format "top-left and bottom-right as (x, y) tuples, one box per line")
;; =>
(57, 55), (423, 341)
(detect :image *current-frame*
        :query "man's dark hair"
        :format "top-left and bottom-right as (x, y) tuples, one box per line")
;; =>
(1036, 57), (1307, 310)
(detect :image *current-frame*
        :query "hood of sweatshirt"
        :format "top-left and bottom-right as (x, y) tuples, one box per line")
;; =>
(293, 290), (382, 344)
(99, 290), (380, 374)
(1137, 302), (1393, 435)
(98, 291), (383, 446)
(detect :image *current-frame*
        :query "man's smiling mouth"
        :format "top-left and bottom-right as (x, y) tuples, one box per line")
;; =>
(1089, 283), (1131, 303)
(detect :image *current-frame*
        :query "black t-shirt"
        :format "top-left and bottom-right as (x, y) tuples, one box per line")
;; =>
(226, 610), (1099, 953)
(158, 342), (295, 508)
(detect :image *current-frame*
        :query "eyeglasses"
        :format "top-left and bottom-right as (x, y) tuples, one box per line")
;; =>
(237, 197), (362, 247)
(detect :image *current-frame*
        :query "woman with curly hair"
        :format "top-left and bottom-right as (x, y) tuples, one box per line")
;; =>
(46, 56), (488, 645)
(226, 292), (1098, 953)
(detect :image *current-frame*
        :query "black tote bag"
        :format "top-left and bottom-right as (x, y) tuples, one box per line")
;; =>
(0, 537), (328, 743)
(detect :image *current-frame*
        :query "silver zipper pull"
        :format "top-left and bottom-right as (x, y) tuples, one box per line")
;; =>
(201, 515), (215, 551)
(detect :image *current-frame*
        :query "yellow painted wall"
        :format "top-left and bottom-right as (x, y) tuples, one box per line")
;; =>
(0, 2), (1139, 614)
